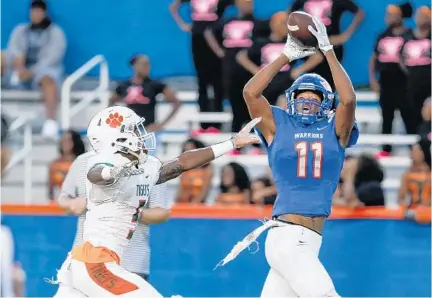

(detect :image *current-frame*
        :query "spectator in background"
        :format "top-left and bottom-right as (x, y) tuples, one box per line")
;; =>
(400, 6), (431, 132)
(341, 154), (385, 207)
(287, 0), (364, 88)
(237, 11), (293, 107)
(1, 0), (66, 140)
(369, 2), (416, 158)
(48, 130), (85, 201)
(331, 178), (346, 206)
(1, 114), (10, 176)
(109, 54), (180, 133)
(250, 176), (277, 205)
(419, 97), (431, 140)
(236, 11), (291, 154)
(205, 0), (269, 133)
(169, 0), (233, 131)
(216, 162), (251, 204)
(398, 139), (431, 208)
(175, 138), (213, 203)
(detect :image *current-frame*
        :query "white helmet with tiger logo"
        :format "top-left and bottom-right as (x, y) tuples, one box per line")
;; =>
(87, 106), (156, 159)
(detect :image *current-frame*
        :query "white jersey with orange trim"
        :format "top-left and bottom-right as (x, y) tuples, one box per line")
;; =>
(83, 152), (161, 259)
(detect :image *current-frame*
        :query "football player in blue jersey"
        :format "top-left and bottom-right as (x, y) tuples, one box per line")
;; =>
(217, 16), (359, 297)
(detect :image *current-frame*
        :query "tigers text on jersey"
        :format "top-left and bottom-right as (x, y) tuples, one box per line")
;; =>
(84, 153), (161, 259)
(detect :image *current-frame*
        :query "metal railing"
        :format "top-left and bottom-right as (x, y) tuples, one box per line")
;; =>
(61, 55), (109, 130)
(4, 114), (36, 204)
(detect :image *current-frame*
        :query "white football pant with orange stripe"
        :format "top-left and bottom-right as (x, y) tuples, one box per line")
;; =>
(53, 255), (162, 297)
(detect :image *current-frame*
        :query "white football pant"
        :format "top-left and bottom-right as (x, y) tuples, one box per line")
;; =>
(53, 254), (162, 297)
(261, 224), (339, 297)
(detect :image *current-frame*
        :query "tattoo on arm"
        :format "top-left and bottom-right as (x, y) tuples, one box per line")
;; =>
(156, 159), (185, 184)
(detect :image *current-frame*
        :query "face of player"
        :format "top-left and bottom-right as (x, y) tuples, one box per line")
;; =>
(61, 132), (74, 155)
(221, 165), (235, 187)
(236, 0), (253, 16)
(295, 91), (322, 115)
(133, 56), (150, 77)
(385, 11), (403, 28)
(270, 12), (288, 38)
(411, 143), (425, 165)
(30, 7), (46, 24)
(415, 9), (431, 30)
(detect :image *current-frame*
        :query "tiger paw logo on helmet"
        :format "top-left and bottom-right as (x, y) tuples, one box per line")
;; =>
(106, 113), (124, 128)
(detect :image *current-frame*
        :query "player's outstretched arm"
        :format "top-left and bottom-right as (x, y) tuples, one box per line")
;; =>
(243, 35), (315, 145)
(156, 118), (261, 184)
(87, 161), (142, 185)
(308, 16), (356, 148)
(324, 49), (356, 146)
(242, 56), (285, 145)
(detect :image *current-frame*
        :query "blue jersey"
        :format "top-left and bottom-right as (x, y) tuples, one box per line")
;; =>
(256, 106), (359, 217)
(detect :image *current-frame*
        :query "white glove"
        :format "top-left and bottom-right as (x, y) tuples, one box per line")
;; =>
(308, 16), (333, 52)
(282, 34), (317, 62)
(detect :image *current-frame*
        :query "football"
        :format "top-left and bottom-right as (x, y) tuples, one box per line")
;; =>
(287, 11), (317, 47)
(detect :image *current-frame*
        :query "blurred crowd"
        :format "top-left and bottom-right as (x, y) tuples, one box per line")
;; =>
(0, 0), (430, 210)
(1, 0), (430, 152)
(36, 129), (429, 211)
(369, 2), (431, 158)
(1, 1), (431, 296)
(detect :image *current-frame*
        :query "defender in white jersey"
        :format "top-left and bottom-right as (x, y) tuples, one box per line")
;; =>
(55, 106), (261, 297)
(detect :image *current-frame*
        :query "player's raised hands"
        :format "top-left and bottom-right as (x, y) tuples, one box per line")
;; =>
(282, 34), (316, 62)
(231, 117), (262, 148)
(308, 16), (333, 52)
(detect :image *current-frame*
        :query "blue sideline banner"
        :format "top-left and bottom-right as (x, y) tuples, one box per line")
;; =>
(2, 215), (430, 297)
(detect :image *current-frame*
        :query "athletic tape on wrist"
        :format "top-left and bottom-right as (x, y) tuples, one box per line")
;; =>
(210, 140), (235, 158)
(101, 167), (113, 180)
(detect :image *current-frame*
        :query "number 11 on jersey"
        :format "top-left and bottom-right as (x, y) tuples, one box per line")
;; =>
(295, 141), (323, 179)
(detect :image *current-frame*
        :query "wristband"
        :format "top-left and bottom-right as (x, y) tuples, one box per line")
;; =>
(321, 44), (333, 52)
(210, 140), (235, 158)
(101, 167), (113, 180)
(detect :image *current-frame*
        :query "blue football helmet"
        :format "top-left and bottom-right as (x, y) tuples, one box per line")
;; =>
(285, 73), (335, 124)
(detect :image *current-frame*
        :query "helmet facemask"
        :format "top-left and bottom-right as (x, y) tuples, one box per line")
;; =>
(112, 118), (156, 161)
(285, 75), (334, 124)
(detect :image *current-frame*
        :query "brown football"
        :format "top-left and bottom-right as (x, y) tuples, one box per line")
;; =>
(287, 11), (317, 47)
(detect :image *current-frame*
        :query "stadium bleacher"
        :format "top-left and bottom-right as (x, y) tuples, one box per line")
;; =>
(1, 69), (415, 206)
